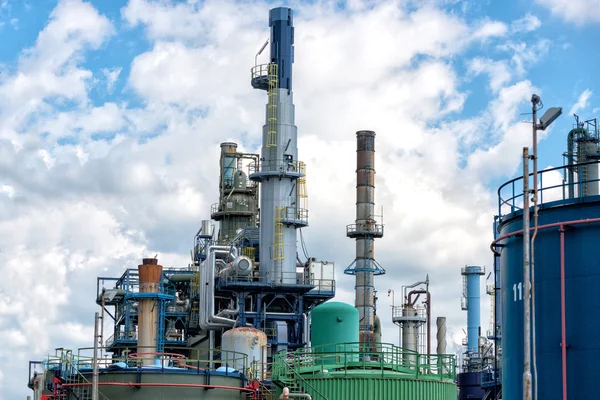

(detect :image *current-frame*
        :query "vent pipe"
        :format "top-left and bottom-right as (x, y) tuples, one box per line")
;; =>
(138, 258), (162, 365)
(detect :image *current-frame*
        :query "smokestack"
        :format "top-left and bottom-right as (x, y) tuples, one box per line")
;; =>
(138, 258), (163, 365)
(345, 130), (385, 345)
(436, 316), (447, 354)
(462, 265), (484, 354)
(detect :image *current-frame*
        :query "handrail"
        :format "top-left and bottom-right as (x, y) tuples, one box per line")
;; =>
(275, 354), (329, 400)
(497, 160), (600, 220)
(46, 346), (249, 378)
(273, 342), (456, 383)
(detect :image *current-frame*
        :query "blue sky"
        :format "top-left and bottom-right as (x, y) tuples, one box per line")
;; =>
(1, 0), (599, 398)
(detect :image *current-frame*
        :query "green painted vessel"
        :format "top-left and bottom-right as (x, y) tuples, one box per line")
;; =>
(310, 302), (359, 351)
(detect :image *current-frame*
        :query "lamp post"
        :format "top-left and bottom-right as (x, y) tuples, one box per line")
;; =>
(388, 289), (400, 346)
(524, 95), (562, 400)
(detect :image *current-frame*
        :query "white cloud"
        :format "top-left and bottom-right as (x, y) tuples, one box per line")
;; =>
(472, 19), (508, 40)
(511, 14), (542, 32)
(468, 57), (512, 92)
(569, 89), (592, 115)
(497, 39), (551, 75)
(535, 0), (600, 25)
(102, 67), (122, 93)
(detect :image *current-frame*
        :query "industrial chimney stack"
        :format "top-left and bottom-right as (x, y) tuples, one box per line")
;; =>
(137, 258), (163, 366)
(345, 130), (385, 345)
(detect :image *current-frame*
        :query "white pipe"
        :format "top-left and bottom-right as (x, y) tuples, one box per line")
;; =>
(523, 147), (532, 400)
(199, 246), (238, 330)
(92, 312), (99, 400)
(280, 387), (312, 399)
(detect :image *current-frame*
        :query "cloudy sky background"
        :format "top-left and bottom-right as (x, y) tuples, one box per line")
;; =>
(1, 0), (599, 398)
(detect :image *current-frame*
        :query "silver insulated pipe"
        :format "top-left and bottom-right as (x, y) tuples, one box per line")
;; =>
(436, 316), (447, 354)
(345, 130), (385, 345)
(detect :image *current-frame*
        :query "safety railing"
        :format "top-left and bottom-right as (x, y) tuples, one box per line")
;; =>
(45, 346), (248, 377)
(346, 223), (384, 237)
(497, 160), (600, 220)
(251, 63), (272, 82)
(219, 269), (335, 293)
(281, 206), (309, 225)
(272, 342), (456, 381)
(105, 331), (137, 347)
(248, 159), (305, 176)
(210, 202), (256, 216)
(391, 305), (427, 321)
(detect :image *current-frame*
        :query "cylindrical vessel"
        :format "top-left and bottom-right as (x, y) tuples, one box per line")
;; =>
(311, 302), (359, 354)
(200, 220), (213, 237)
(137, 258), (163, 366)
(402, 305), (418, 365)
(498, 199), (600, 399)
(221, 327), (267, 374)
(463, 266), (483, 354)
(436, 317), (447, 355)
(221, 142), (238, 188)
(579, 140), (599, 196)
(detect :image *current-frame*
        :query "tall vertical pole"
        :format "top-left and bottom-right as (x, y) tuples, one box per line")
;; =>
(523, 147), (532, 400)
(530, 95), (540, 400)
(345, 130), (385, 348)
(92, 312), (100, 400)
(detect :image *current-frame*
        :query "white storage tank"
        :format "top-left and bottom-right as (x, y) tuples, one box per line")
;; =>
(221, 327), (267, 377)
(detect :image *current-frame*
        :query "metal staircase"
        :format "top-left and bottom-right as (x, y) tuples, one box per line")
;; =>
(272, 354), (328, 400)
(49, 349), (110, 400)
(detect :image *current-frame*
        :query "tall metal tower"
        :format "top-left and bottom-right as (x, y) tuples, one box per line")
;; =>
(250, 7), (308, 284)
(345, 130), (385, 344)
(461, 265), (484, 354)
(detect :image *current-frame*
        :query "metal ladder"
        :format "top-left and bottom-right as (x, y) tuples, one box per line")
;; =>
(274, 206), (285, 261)
(297, 162), (308, 212)
(266, 63), (278, 148)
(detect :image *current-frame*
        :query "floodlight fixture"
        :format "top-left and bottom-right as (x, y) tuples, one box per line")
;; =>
(255, 38), (269, 65)
(538, 107), (563, 131)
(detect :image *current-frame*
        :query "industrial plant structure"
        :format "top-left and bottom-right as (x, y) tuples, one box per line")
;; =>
(28, 5), (599, 400)
(27, 7), (457, 400)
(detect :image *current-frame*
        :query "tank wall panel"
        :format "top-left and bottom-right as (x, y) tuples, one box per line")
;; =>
(499, 201), (600, 400)
(301, 377), (457, 400)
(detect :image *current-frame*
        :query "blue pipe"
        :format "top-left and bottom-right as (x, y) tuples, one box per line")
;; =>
(269, 7), (294, 91)
(464, 265), (484, 354)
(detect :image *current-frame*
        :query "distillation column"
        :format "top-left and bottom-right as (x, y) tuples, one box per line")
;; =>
(211, 142), (258, 243)
(250, 7), (307, 284)
(462, 265), (484, 354)
(137, 258), (163, 366)
(345, 131), (385, 344)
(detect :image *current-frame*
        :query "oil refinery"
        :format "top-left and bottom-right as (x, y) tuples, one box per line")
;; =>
(25, 6), (600, 400)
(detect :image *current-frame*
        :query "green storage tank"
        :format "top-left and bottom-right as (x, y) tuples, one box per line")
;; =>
(311, 301), (358, 351)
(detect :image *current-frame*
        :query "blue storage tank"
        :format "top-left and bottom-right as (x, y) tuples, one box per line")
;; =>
(496, 177), (600, 399)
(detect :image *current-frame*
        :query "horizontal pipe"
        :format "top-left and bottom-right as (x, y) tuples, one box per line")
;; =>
(61, 382), (254, 394)
(490, 217), (600, 255)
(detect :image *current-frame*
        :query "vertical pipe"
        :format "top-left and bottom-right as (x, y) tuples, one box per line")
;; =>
(355, 130), (376, 344)
(100, 295), (105, 352)
(436, 316), (447, 374)
(465, 268), (483, 354)
(436, 317), (447, 354)
(531, 97), (539, 400)
(560, 226), (567, 400)
(138, 258), (163, 366)
(523, 147), (532, 400)
(92, 312), (99, 400)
